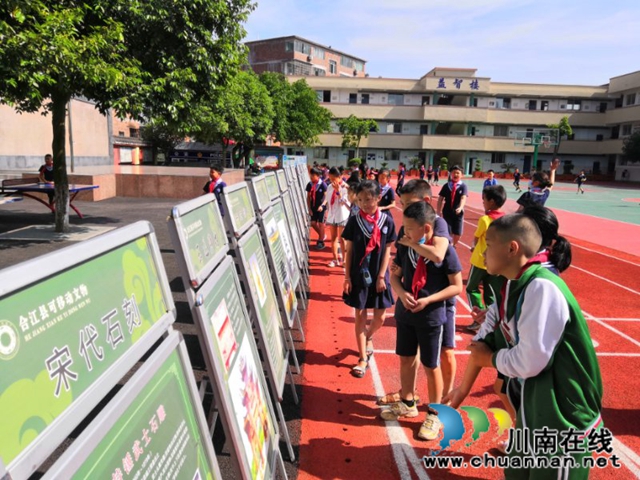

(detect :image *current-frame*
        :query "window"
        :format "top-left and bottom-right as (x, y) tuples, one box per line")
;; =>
(285, 41), (293, 52)
(323, 90), (331, 102)
(118, 131), (125, 137)
(328, 60), (337, 75)
(541, 101), (549, 111)
(502, 98), (511, 109)
(388, 94), (404, 105)
(349, 93), (357, 104)
(566, 99), (582, 110)
(294, 40), (311, 54)
(494, 125), (508, 136)
(361, 93), (370, 104)
(313, 67), (325, 76)
(419, 125), (430, 135)
(386, 123), (401, 133)
(314, 147), (329, 159)
(354, 61), (364, 72)
(622, 124), (632, 136)
(626, 93), (636, 106)
(491, 152), (506, 164)
(340, 56), (353, 68)
(528, 100), (537, 111)
(369, 122), (378, 133)
(470, 97), (478, 107)
(422, 96), (430, 106)
(129, 128), (140, 138)
(312, 47), (325, 60)
(385, 150), (400, 161)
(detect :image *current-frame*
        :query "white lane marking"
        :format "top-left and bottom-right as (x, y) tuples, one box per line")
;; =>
(584, 310), (640, 348)
(613, 438), (640, 477)
(592, 339), (599, 348)
(570, 265), (640, 296)
(373, 349), (640, 357)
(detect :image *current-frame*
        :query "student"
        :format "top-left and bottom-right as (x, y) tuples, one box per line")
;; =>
(419, 163), (426, 180)
(445, 214), (602, 479)
(306, 167), (328, 249)
(377, 168), (396, 212)
(378, 179), (455, 405)
(38, 153), (55, 204)
(437, 165), (467, 247)
(342, 180), (396, 378)
(575, 169), (587, 194)
(202, 164), (227, 215)
(433, 165), (440, 186)
(426, 165), (434, 185)
(396, 162), (406, 192)
(322, 167), (351, 267)
(516, 158), (559, 211)
(347, 182), (360, 217)
(383, 201), (462, 441)
(483, 169), (498, 188)
(466, 185), (507, 332)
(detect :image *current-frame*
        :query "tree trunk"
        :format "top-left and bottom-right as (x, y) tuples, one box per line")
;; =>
(51, 93), (71, 233)
(553, 139), (561, 157)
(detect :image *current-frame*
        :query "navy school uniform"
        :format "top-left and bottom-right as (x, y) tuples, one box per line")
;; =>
(203, 179), (227, 215)
(438, 181), (468, 236)
(306, 180), (327, 223)
(378, 184), (395, 209)
(341, 211), (397, 309)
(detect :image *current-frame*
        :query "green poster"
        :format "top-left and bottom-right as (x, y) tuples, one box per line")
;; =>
(271, 202), (301, 292)
(264, 174), (279, 200)
(282, 193), (306, 267)
(179, 201), (226, 277)
(227, 186), (255, 235)
(240, 230), (287, 391)
(200, 263), (276, 479)
(72, 349), (218, 480)
(0, 238), (167, 465)
(276, 170), (287, 193)
(253, 177), (270, 211)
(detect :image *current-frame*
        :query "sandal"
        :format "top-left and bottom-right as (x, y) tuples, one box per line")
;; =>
(377, 390), (421, 406)
(328, 260), (337, 267)
(366, 338), (374, 360)
(351, 358), (368, 378)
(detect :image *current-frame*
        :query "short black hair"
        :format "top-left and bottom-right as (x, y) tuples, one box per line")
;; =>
(378, 168), (390, 177)
(329, 167), (340, 177)
(450, 165), (462, 172)
(310, 167), (322, 177)
(356, 179), (380, 197)
(488, 214), (542, 258)
(482, 185), (507, 208)
(210, 164), (224, 174)
(487, 169), (494, 174)
(397, 179), (432, 200)
(403, 200), (436, 226)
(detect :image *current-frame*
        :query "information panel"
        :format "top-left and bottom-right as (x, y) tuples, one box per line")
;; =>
(260, 204), (298, 323)
(0, 221), (174, 479)
(263, 172), (280, 201)
(280, 191), (306, 269)
(236, 225), (288, 398)
(168, 195), (228, 288)
(221, 182), (256, 239)
(247, 175), (271, 214)
(43, 332), (221, 480)
(275, 170), (287, 194)
(193, 256), (278, 479)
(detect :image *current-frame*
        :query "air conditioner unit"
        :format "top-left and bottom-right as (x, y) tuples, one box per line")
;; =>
(307, 55), (312, 61)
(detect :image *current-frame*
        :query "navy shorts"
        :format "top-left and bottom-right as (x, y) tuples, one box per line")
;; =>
(442, 300), (456, 349)
(396, 321), (443, 369)
(443, 211), (464, 236)
(310, 208), (325, 223)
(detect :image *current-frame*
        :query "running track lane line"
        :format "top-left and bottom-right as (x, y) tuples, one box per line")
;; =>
(570, 265), (640, 297)
(583, 310), (640, 348)
(368, 354), (431, 480)
(374, 350), (640, 358)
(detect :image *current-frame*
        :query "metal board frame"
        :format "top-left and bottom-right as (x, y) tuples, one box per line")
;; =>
(42, 331), (223, 480)
(281, 190), (308, 267)
(275, 170), (288, 194)
(246, 175), (272, 215)
(263, 172), (280, 201)
(168, 194), (229, 289)
(220, 182), (256, 240)
(190, 256), (281, 479)
(235, 225), (289, 400)
(0, 221), (175, 480)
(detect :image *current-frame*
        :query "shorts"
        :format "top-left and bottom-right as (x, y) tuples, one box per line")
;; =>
(442, 300), (456, 349)
(443, 211), (464, 236)
(396, 321), (443, 369)
(310, 209), (325, 223)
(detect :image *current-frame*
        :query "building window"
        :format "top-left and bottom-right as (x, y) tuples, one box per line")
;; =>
(312, 47), (325, 60)
(386, 123), (401, 133)
(528, 100), (537, 110)
(625, 93), (636, 106)
(118, 131), (125, 137)
(349, 93), (357, 104)
(491, 152), (506, 164)
(422, 96), (430, 106)
(470, 97), (478, 107)
(369, 122), (378, 133)
(354, 61), (364, 72)
(329, 60), (337, 74)
(314, 147), (329, 159)
(129, 128), (140, 138)
(494, 125), (508, 137)
(313, 67), (326, 76)
(419, 125), (430, 135)
(388, 94), (404, 105)
(317, 90), (331, 102)
(541, 100), (549, 111)
(566, 99), (582, 110)
(340, 56), (353, 68)
(361, 93), (370, 104)
(385, 150), (400, 161)
(285, 41), (293, 52)
(294, 40), (311, 55)
(622, 124), (632, 136)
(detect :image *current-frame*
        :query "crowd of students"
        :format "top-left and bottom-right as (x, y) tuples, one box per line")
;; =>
(305, 161), (603, 479)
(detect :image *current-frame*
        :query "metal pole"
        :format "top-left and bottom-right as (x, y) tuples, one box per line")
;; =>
(67, 100), (75, 173)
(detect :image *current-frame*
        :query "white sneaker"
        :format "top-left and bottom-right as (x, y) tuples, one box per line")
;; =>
(418, 413), (441, 440)
(380, 401), (419, 421)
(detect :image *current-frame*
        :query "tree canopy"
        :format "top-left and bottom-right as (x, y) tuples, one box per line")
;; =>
(336, 115), (379, 157)
(622, 130), (640, 161)
(0, 0), (253, 231)
(547, 116), (573, 156)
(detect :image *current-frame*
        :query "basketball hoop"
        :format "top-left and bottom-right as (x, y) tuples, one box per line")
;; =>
(543, 141), (550, 149)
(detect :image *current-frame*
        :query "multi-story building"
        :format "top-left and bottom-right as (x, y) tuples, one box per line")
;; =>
(291, 67), (640, 180)
(246, 36), (366, 78)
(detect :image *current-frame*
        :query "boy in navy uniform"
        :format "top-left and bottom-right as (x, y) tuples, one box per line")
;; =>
(306, 167), (328, 249)
(437, 165), (467, 247)
(203, 164), (227, 215)
(377, 168), (396, 212)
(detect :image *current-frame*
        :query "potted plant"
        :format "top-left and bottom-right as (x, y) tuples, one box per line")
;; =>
(409, 157), (421, 176)
(501, 162), (517, 179)
(439, 157), (449, 178)
(348, 157), (362, 168)
(473, 158), (483, 178)
(380, 161), (389, 169)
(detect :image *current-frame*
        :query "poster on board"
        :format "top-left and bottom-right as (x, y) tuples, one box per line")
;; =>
(43, 332), (222, 480)
(220, 182), (256, 240)
(263, 172), (280, 201)
(246, 176), (271, 214)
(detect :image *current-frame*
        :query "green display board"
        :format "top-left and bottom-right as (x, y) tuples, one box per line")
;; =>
(236, 226), (288, 398)
(169, 196), (228, 288)
(248, 176), (271, 213)
(223, 183), (256, 238)
(194, 257), (278, 479)
(43, 332), (221, 480)
(281, 191), (306, 267)
(264, 201), (301, 296)
(0, 221), (174, 478)
(275, 170), (287, 194)
(264, 172), (279, 201)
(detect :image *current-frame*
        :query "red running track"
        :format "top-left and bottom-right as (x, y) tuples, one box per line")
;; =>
(297, 180), (640, 479)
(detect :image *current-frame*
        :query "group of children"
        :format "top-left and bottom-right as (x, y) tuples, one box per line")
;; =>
(312, 162), (603, 478)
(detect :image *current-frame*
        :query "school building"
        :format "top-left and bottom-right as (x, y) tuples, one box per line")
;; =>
(290, 68), (640, 181)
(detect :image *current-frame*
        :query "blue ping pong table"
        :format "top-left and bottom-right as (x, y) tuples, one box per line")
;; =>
(1, 182), (99, 218)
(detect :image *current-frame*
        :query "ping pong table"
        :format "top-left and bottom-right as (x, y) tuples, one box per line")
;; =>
(1, 179), (98, 218)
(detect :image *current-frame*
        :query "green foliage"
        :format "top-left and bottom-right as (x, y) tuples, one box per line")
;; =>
(336, 115), (378, 157)
(622, 131), (640, 161)
(348, 158), (362, 167)
(0, 0), (254, 231)
(439, 157), (449, 170)
(547, 116), (573, 155)
(409, 157), (421, 170)
(474, 158), (483, 172)
(141, 119), (188, 164)
(380, 161), (389, 169)
(501, 162), (517, 173)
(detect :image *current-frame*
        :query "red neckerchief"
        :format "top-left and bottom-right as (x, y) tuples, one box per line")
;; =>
(310, 180), (320, 204)
(208, 178), (220, 194)
(330, 185), (340, 206)
(449, 181), (459, 209)
(359, 209), (381, 265)
(486, 210), (505, 220)
(411, 237), (434, 298)
(515, 250), (550, 279)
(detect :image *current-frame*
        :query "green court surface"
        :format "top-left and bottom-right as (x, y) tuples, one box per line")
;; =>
(461, 178), (640, 225)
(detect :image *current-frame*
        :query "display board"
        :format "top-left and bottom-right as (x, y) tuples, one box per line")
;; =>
(192, 256), (279, 479)
(0, 221), (174, 479)
(263, 172), (280, 201)
(168, 194), (228, 288)
(259, 203), (299, 324)
(235, 225), (288, 399)
(246, 175), (271, 214)
(281, 191), (307, 268)
(221, 182), (256, 239)
(43, 332), (222, 480)
(275, 170), (288, 194)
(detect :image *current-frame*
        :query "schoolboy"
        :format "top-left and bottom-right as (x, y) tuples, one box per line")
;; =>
(378, 179), (456, 406)
(575, 170), (587, 194)
(483, 169), (498, 188)
(383, 201), (462, 441)
(446, 214), (602, 479)
(306, 167), (327, 249)
(377, 168), (396, 212)
(466, 185), (507, 332)
(437, 165), (467, 246)
(202, 164), (227, 215)
(513, 168), (522, 192)
(38, 153), (55, 204)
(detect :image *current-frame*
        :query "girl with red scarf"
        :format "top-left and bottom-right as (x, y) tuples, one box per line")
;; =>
(321, 167), (351, 267)
(341, 180), (396, 378)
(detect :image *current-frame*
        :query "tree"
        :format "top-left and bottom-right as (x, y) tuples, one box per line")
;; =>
(336, 115), (378, 158)
(547, 116), (573, 156)
(196, 70), (274, 168)
(259, 73), (331, 147)
(141, 119), (188, 164)
(622, 131), (640, 162)
(0, 0), (253, 232)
